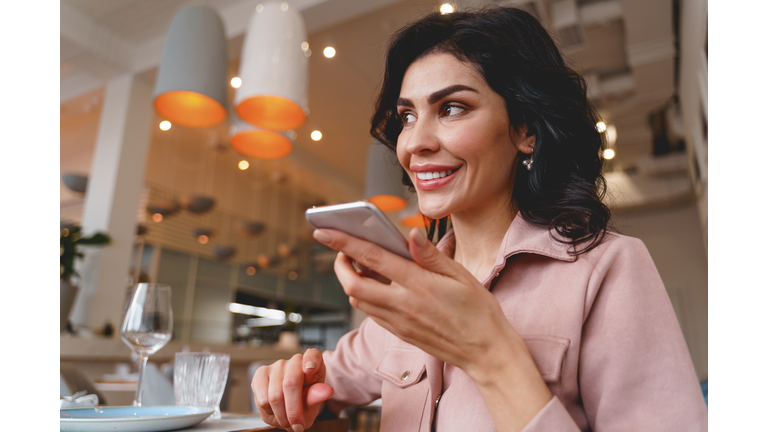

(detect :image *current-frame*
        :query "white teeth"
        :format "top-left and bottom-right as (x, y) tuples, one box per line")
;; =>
(416, 169), (454, 180)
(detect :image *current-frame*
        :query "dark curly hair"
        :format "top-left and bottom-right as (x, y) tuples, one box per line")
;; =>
(370, 6), (611, 255)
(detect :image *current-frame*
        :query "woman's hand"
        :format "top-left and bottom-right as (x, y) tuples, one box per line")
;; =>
(314, 227), (552, 431)
(251, 349), (334, 432)
(315, 227), (509, 373)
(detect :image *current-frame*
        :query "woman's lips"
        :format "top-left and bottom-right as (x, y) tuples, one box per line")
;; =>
(414, 167), (459, 191)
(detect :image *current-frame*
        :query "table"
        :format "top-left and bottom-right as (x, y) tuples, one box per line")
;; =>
(178, 413), (348, 432)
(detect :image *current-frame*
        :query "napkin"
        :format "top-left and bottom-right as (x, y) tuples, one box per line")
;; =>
(60, 393), (99, 409)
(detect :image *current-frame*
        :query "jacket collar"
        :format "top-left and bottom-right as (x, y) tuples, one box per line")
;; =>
(435, 214), (577, 288)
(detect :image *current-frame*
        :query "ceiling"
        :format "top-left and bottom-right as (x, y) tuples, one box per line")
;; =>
(61, 0), (680, 203)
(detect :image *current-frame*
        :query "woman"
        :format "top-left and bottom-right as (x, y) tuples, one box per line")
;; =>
(252, 7), (707, 432)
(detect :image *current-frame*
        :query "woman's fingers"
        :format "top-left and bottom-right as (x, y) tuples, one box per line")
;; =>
(302, 348), (326, 385)
(267, 361), (290, 429)
(251, 351), (333, 431)
(334, 252), (396, 306)
(253, 365), (275, 420)
(283, 354), (306, 429)
(314, 229), (416, 284)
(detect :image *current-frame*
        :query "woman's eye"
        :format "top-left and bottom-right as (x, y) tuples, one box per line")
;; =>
(444, 105), (465, 116)
(401, 113), (416, 124)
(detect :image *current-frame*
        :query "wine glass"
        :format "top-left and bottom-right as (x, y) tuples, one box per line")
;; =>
(121, 283), (173, 407)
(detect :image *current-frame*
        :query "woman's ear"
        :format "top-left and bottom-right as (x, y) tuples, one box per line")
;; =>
(512, 124), (536, 155)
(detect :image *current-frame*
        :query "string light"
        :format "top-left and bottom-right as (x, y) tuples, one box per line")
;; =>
(310, 130), (322, 141)
(323, 47), (336, 58)
(152, 213), (163, 222)
(440, 4), (454, 14)
(603, 149), (615, 160)
(238, 160), (250, 170)
(231, 77), (242, 88)
(159, 121), (172, 131)
(596, 121), (607, 133)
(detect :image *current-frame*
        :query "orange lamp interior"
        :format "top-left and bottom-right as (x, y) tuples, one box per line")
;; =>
(368, 195), (407, 212)
(400, 213), (426, 228)
(154, 91), (227, 128)
(236, 95), (306, 131)
(231, 130), (293, 160)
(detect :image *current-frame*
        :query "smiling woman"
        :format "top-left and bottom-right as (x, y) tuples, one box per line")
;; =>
(250, 7), (707, 432)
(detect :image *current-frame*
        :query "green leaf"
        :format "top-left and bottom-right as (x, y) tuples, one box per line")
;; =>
(77, 233), (111, 245)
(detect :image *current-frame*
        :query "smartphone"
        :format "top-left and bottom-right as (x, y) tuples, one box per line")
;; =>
(305, 201), (413, 261)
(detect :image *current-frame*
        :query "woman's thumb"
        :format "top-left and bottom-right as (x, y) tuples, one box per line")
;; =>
(305, 383), (334, 407)
(408, 228), (457, 277)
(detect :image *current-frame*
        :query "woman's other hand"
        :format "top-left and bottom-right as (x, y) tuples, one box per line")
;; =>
(251, 349), (334, 432)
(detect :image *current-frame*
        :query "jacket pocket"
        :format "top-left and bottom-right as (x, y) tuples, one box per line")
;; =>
(375, 348), (431, 432)
(374, 347), (427, 388)
(521, 334), (570, 383)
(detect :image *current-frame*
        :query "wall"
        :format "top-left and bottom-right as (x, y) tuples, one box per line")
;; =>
(613, 200), (708, 381)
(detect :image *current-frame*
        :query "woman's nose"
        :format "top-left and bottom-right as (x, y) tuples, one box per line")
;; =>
(403, 117), (440, 155)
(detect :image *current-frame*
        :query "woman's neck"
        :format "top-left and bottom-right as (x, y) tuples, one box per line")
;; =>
(451, 197), (517, 282)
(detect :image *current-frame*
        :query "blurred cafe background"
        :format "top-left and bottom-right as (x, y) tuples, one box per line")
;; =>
(60, 0), (708, 419)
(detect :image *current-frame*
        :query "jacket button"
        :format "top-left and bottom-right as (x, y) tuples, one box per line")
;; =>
(401, 370), (410, 381)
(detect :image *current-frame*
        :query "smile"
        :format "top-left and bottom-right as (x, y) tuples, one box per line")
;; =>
(412, 167), (460, 192)
(415, 169), (458, 180)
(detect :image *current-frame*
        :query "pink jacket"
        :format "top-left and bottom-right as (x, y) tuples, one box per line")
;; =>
(322, 215), (708, 431)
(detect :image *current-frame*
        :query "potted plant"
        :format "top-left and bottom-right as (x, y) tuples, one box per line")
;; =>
(60, 224), (110, 332)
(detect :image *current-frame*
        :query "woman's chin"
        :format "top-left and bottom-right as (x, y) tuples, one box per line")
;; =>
(420, 209), (450, 221)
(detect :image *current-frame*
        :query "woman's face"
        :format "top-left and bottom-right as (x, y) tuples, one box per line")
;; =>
(396, 52), (532, 220)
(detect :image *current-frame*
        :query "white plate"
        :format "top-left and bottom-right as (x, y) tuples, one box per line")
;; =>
(60, 406), (214, 432)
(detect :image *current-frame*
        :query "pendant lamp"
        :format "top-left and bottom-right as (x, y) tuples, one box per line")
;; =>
(212, 245), (237, 260)
(153, 6), (228, 128)
(182, 194), (216, 214)
(193, 227), (214, 238)
(62, 173), (88, 193)
(230, 116), (293, 160)
(146, 199), (181, 216)
(238, 220), (266, 237)
(365, 141), (407, 212)
(400, 193), (426, 228)
(235, 2), (308, 130)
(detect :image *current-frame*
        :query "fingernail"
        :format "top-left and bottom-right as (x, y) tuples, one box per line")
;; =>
(291, 425), (305, 432)
(313, 229), (332, 244)
(413, 229), (427, 247)
(305, 360), (317, 369)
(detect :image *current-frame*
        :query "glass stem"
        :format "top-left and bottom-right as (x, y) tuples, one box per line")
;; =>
(133, 354), (149, 407)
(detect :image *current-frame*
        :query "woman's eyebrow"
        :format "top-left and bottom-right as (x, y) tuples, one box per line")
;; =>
(427, 85), (478, 104)
(396, 85), (478, 108)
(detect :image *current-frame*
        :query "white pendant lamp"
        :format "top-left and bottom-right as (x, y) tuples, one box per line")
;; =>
(230, 116), (294, 160)
(235, 2), (308, 131)
(365, 141), (407, 212)
(153, 6), (228, 128)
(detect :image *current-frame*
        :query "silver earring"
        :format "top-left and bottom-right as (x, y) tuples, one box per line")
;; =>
(522, 157), (533, 171)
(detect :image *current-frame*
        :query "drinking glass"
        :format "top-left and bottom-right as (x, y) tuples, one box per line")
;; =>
(121, 283), (173, 407)
(174, 353), (230, 420)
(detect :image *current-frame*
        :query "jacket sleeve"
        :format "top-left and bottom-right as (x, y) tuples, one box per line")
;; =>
(524, 236), (707, 431)
(322, 317), (388, 414)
